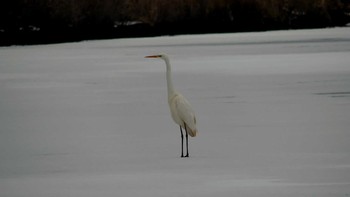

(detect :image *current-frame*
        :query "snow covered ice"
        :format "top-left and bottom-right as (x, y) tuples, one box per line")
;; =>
(1, 28), (350, 197)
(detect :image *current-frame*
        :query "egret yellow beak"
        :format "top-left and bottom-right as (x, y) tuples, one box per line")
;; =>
(145, 55), (161, 58)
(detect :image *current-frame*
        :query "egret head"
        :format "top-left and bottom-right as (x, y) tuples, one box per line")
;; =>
(145, 54), (169, 61)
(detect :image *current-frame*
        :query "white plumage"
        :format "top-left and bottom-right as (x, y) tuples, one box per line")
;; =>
(168, 93), (197, 137)
(145, 54), (197, 157)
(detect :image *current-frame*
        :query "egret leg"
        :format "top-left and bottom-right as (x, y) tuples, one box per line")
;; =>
(184, 124), (189, 157)
(180, 126), (184, 157)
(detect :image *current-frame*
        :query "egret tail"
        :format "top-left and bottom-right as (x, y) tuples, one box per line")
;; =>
(187, 127), (197, 137)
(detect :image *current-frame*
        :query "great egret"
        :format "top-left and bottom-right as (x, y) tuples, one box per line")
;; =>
(145, 54), (197, 157)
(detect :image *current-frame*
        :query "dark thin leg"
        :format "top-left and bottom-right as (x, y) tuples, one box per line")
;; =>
(180, 126), (184, 157)
(185, 124), (189, 157)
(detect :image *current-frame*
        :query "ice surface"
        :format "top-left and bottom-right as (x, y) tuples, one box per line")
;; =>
(1, 28), (350, 197)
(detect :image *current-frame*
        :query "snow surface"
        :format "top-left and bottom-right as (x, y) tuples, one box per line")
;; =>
(1, 28), (350, 197)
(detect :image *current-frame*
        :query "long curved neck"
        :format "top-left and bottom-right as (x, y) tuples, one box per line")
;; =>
(164, 57), (176, 99)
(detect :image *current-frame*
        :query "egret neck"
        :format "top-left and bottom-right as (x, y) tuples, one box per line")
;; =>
(164, 56), (176, 100)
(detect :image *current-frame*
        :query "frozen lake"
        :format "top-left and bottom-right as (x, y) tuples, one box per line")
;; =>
(1, 28), (350, 197)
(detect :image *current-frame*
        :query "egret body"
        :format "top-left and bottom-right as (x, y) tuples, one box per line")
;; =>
(145, 54), (197, 157)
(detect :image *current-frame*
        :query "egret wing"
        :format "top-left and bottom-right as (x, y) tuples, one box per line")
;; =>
(174, 94), (197, 137)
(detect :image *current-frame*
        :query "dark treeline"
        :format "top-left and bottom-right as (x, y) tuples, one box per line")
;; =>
(1, 0), (350, 46)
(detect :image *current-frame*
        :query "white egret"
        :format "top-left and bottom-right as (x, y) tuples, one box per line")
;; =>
(145, 54), (197, 157)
